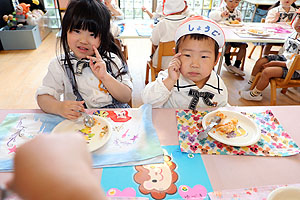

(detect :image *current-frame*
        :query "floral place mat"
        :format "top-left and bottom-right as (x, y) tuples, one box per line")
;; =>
(176, 110), (300, 156)
(209, 183), (300, 200)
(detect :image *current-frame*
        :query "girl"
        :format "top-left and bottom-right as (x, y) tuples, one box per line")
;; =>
(36, 0), (132, 120)
(240, 9), (300, 101)
(263, 0), (298, 55)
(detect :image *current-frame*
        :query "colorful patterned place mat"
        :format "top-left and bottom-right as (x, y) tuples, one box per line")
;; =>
(209, 183), (300, 200)
(176, 109), (300, 156)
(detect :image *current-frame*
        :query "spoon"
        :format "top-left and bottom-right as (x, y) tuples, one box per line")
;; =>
(78, 110), (95, 128)
(198, 116), (221, 141)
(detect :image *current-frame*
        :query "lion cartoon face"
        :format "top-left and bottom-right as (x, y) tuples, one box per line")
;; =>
(134, 155), (178, 199)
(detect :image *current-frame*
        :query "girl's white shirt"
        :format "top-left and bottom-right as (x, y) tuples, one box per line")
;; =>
(283, 31), (300, 71)
(266, 5), (297, 23)
(142, 69), (228, 108)
(36, 53), (132, 108)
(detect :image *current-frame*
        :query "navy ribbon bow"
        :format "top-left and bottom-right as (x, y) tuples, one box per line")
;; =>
(188, 89), (217, 110)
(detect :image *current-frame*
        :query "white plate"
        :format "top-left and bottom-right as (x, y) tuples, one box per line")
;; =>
(52, 115), (111, 152)
(247, 30), (270, 36)
(224, 21), (244, 27)
(267, 186), (300, 200)
(202, 110), (260, 146)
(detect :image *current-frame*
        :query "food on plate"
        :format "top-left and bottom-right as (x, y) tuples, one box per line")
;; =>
(230, 20), (240, 24)
(79, 118), (109, 143)
(210, 111), (246, 138)
(248, 29), (264, 34)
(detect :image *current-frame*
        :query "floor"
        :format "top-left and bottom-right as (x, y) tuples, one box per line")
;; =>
(0, 31), (299, 109)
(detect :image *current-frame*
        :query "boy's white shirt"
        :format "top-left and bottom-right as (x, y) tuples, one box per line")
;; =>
(266, 5), (297, 23)
(36, 53), (133, 108)
(142, 69), (228, 108)
(282, 31), (300, 71)
(151, 14), (187, 70)
(209, 6), (242, 22)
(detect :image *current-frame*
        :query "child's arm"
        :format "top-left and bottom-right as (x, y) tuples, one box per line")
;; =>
(142, 6), (154, 19)
(88, 46), (132, 103)
(209, 8), (226, 22)
(266, 8), (280, 23)
(105, 0), (124, 19)
(163, 53), (182, 91)
(37, 95), (84, 119)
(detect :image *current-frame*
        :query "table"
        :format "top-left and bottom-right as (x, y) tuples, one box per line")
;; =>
(216, 22), (293, 74)
(0, 106), (300, 193)
(116, 19), (153, 39)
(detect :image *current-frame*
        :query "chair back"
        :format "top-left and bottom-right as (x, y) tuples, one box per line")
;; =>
(156, 41), (176, 71)
(281, 55), (300, 85)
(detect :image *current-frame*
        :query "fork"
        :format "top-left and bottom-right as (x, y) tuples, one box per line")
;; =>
(78, 110), (95, 128)
(198, 116), (221, 141)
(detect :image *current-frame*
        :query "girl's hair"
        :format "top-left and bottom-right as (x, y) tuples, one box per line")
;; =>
(59, 0), (127, 79)
(269, 1), (298, 10)
(175, 34), (219, 62)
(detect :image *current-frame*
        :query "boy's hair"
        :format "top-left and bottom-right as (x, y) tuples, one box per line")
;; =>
(59, 0), (127, 79)
(175, 34), (219, 61)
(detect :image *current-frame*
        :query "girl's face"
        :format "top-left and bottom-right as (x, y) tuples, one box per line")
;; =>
(280, 0), (296, 7)
(67, 29), (101, 59)
(292, 14), (300, 33)
(178, 36), (219, 87)
(225, 0), (240, 11)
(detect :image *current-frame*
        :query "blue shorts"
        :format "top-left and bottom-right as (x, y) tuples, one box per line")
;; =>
(282, 67), (300, 79)
(265, 55), (287, 62)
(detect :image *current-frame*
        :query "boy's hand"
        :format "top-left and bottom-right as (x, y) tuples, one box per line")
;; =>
(168, 53), (182, 81)
(88, 46), (109, 81)
(222, 11), (229, 18)
(58, 100), (85, 120)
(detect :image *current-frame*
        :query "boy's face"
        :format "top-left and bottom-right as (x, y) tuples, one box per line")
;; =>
(280, 0), (296, 8)
(292, 14), (300, 33)
(178, 36), (219, 86)
(225, 0), (240, 11)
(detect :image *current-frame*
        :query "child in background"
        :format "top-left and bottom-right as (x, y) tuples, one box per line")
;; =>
(142, 16), (228, 109)
(103, 0), (124, 20)
(36, 0), (132, 120)
(142, 0), (194, 23)
(150, 0), (192, 71)
(240, 10), (300, 101)
(209, 0), (247, 76)
(262, 0), (298, 56)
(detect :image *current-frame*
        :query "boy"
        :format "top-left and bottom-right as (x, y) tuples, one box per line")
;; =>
(150, 0), (193, 71)
(240, 9), (300, 101)
(209, 0), (247, 76)
(142, 16), (228, 109)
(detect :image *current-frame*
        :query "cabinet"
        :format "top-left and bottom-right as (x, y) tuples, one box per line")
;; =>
(44, 0), (61, 28)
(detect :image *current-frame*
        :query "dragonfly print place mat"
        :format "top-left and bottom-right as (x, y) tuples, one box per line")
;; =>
(0, 105), (163, 171)
(176, 109), (300, 156)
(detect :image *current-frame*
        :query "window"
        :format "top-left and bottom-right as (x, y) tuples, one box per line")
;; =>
(119, 0), (222, 19)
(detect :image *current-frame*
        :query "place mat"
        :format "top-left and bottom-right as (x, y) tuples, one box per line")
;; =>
(0, 104), (163, 171)
(101, 145), (212, 200)
(209, 183), (300, 200)
(135, 23), (153, 37)
(176, 109), (300, 156)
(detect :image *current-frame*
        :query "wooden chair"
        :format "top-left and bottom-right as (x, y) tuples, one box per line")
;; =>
(114, 38), (128, 61)
(145, 41), (175, 84)
(250, 55), (300, 105)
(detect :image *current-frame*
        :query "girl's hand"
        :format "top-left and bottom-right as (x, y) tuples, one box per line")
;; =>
(167, 53), (181, 82)
(274, 12), (280, 22)
(58, 100), (85, 120)
(262, 61), (278, 68)
(87, 46), (109, 81)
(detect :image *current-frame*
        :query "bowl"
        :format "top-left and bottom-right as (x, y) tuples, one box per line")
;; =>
(267, 186), (300, 200)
